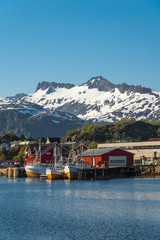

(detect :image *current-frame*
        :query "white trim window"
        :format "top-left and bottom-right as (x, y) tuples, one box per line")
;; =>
(109, 156), (127, 166)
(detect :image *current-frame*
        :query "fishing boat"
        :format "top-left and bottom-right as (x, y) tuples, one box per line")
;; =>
(64, 164), (79, 180)
(63, 144), (89, 180)
(46, 167), (64, 180)
(25, 140), (49, 178)
(46, 146), (64, 180)
(25, 163), (48, 178)
(64, 160), (91, 180)
(63, 144), (79, 180)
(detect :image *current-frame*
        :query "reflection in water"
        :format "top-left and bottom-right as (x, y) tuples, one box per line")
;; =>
(0, 178), (160, 240)
(64, 188), (160, 201)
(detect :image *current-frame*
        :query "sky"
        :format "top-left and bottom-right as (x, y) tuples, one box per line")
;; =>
(0, 0), (160, 97)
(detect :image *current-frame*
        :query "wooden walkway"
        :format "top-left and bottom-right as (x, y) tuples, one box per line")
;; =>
(78, 167), (136, 180)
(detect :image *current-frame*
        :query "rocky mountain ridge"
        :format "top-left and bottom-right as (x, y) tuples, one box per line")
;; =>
(82, 76), (153, 94)
(20, 76), (160, 122)
(0, 76), (159, 137)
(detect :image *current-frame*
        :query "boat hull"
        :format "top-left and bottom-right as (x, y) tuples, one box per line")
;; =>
(25, 171), (41, 178)
(25, 165), (48, 178)
(46, 169), (63, 180)
(64, 165), (79, 180)
(65, 171), (78, 180)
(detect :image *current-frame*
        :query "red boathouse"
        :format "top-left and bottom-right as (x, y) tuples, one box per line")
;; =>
(77, 148), (134, 168)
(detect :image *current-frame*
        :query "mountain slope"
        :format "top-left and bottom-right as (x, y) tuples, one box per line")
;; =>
(22, 76), (160, 122)
(0, 99), (84, 137)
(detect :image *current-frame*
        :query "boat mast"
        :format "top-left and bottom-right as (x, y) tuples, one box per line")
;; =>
(54, 145), (57, 168)
(72, 143), (75, 164)
(39, 138), (41, 163)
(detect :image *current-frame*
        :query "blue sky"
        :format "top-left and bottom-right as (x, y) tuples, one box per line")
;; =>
(0, 0), (160, 97)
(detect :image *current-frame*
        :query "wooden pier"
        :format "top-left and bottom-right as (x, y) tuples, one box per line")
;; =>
(1, 165), (160, 180)
(0, 167), (26, 178)
(78, 167), (136, 180)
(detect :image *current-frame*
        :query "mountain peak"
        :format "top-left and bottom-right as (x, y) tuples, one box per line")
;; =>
(36, 81), (75, 93)
(83, 76), (115, 91)
(3, 76), (159, 124)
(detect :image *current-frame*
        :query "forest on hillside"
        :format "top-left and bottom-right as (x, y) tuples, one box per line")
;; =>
(66, 119), (160, 148)
(0, 119), (160, 160)
(0, 132), (26, 161)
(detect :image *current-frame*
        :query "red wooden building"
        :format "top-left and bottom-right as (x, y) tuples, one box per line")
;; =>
(77, 148), (134, 168)
(74, 143), (88, 156)
(24, 143), (69, 165)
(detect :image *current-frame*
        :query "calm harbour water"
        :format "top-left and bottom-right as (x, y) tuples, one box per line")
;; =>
(1, 178), (160, 240)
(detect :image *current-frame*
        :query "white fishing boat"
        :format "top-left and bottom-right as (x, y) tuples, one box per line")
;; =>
(64, 144), (90, 180)
(25, 163), (48, 178)
(25, 140), (48, 178)
(46, 167), (64, 180)
(63, 144), (79, 180)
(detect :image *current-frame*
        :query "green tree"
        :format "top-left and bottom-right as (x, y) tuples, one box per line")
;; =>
(88, 141), (97, 149)
(0, 154), (6, 161)
(13, 147), (25, 163)
(0, 147), (8, 160)
(8, 148), (17, 159)
(134, 136), (142, 142)
(113, 132), (120, 139)
(19, 133), (26, 141)
(157, 128), (160, 136)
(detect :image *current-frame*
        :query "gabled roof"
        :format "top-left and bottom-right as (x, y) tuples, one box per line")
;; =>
(74, 143), (88, 150)
(77, 147), (134, 156)
(77, 148), (117, 157)
(41, 143), (56, 155)
(41, 142), (69, 156)
(28, 143), (39, 152)
(60, 142), (75, 151)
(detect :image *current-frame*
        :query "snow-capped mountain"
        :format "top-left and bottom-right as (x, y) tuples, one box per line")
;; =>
(21, 76), (160, 122)
(0, 99), (84, 137)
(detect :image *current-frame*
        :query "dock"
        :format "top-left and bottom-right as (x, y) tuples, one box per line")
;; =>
(0, 167), (26, 178)
(1, 165), (160, 180)
(78, 167), (136, 180)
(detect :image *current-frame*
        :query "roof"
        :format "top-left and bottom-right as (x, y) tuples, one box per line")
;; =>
(77, 147), (134, 157)
(41, 142), (69, 155)
(98, 141), (160, 148)
(28, 143), (39, 152)
(60, 142), (75, 151)
(77, 148), (117, 157)
(74, 143), (88, 150)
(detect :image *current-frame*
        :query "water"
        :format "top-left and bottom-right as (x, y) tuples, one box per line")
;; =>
(0, 178), (160, 240)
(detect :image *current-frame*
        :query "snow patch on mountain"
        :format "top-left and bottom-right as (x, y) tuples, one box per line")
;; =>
(52, 119), (60, 124)
(3, 76), (160, 123)
(23, 77), (160, 122)
(18, 110), (35, 115)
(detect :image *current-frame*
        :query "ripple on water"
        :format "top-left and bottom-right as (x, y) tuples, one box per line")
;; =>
(0, 178), (160, 240)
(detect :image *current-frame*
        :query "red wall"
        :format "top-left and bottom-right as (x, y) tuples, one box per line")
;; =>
(24, 156), (40, 165)
(25, 144), (69, 165)
(41, 145), (69, 164)
(75, 145), (88, 155)
(41, 147), (54, 164)
(105, 148), (134, 166)
(80, 156), (102, 167)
